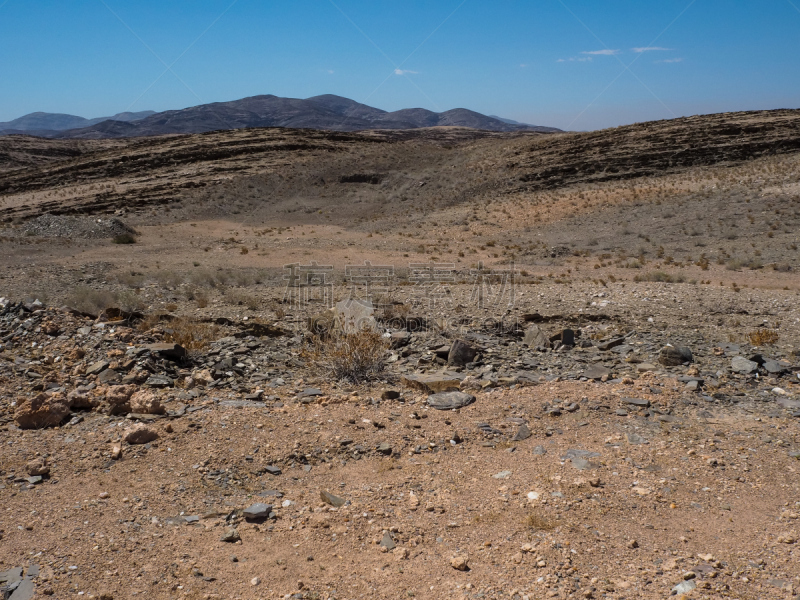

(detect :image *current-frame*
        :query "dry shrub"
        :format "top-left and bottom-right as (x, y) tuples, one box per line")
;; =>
(269, 299), (286, 319)
(524, 511), (555, 531)
(225, 289), (260, 310)
(116, 289), (145, 313)
(633, 271), (686, 283)
(163, 318), (222, 351)
(306, 329), (389, 383)
(65, 286), (117, 315)
(748, 329), (779, 346)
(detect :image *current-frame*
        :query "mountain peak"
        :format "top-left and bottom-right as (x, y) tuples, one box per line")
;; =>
(1, 95), (561, 139)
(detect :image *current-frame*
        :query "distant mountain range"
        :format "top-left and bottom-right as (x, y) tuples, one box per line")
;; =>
(0, 110), (156, 134)
(0, 95), (560, 139)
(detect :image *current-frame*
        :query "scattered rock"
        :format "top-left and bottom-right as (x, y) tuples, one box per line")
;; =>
(523, 325), (549, 348)
(144, 374), (174, 388)
(86, 360), (110, 376)
(731, 356), (758, 374)
(25, 457), (49, 476)
(145, 343), (187, 361)
(401, 372), (464, 393)
(512, 423), (531, 441)
(320, 490), (346, 507)
(583, 365), (610, 380)
(129, 390), (166, 415)
(105, 385), (137, 415)
(450, 555), (470, 571)
(243, 503), (272, 520)
(448, 338), (478, 367)
(427, 391), (476, 411)
(380, 532), (396, 551)
(14, 392), (70, 429)
(123, 424), (159, 445)
(672, 580), (696, 595)
(658, 345), (693, 366)
(220, 528), (240, 543)
(622, 397), (650, 408)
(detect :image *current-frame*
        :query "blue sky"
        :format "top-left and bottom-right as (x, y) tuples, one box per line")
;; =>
(1, 0), (799, 130)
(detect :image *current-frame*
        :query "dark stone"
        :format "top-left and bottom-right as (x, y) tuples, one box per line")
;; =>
(597, 337), (625, 351)
(86, 360), (110, 376)
(390, 331), (411, 348)
(731, 356), (758, 374)
(381, 390), (401, 400)
(258, 490), (284, 498)
(97, 369), (121, 384)
(145, 343), (187, 361)
(0, 567), (22, 585)
(561, 329), (575, 346)
(512, 423), (531, 441)
(380, 532), (396, 550)
(8, 578), (35, 600)
(448, 339), (478, 367)
(658, 346), (693, 366)
(763, 360), (785, 374)
(243, 503), (272, 520)
(583, 365), (610, 380)
(145, 374), (174, 388)
(376, 443), (392, 455)
(264, 465), (282, 476)
(427, 391), (476, 411)
(522, 325), (549, 348)
(299, 388), (323, 397)
(622, 398), (650, 407)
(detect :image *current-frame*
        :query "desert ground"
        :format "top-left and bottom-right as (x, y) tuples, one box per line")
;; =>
(1, 110), (799, 600)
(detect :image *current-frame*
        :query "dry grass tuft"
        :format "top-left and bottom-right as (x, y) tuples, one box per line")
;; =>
(65, 286), (117, 315)
(633, 271), (686, 283)
(748, 329), (779, 346)
(305, 329), (389, 383)
(163, 318), (222, 351)
(524, 511), (555, 531)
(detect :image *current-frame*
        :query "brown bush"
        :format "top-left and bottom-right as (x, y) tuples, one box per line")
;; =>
(305, 329), (389, 383)
(748, 329), (779, 346)
(163, 319), (222, 351)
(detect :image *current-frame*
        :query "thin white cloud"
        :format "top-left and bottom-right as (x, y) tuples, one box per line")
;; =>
(394, 69), (418, 75)
(327, 69), (335, 74)
(581, 49), (620, 56)
(657, 57), (683, 63)
(558, 56), (593, 63)
(633, 46), (671, 53)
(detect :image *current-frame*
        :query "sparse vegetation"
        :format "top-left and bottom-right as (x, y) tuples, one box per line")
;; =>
(633, 271), (686, 283)
(748, 329), (779, 346)
(112, 233), (137, 244)
(65, 286), (117, 315)
(306, 329), (389, 383)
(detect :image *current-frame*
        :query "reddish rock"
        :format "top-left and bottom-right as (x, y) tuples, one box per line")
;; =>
(14, 392), (70, 429)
